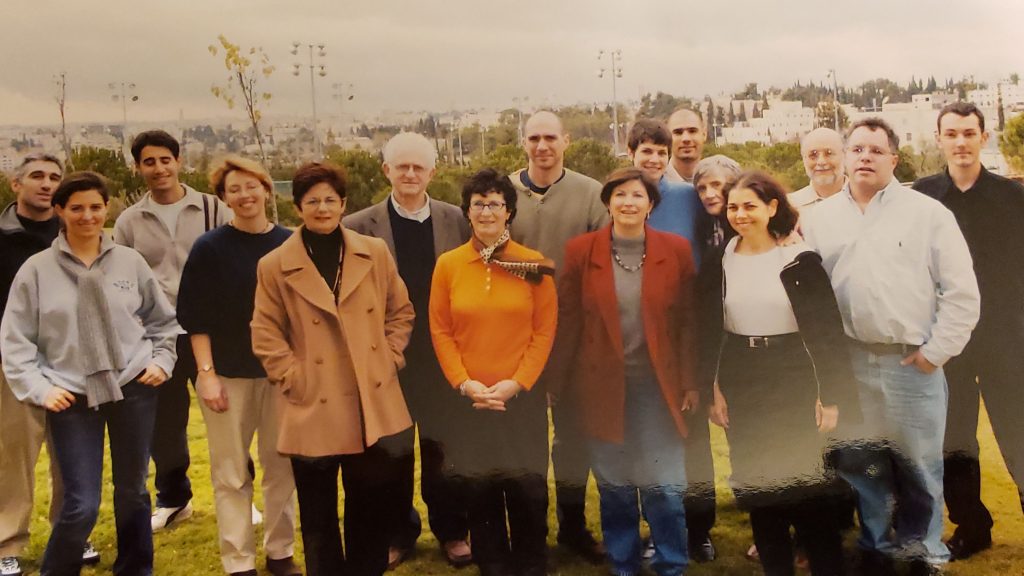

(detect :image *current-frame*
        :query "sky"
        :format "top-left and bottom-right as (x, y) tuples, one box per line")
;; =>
(1, 0), (1021, 127)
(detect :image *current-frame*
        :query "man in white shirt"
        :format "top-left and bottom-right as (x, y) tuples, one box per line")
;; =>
(790, 128), (847, 212)
(665, 108), (707, 184)
(801, 118), (980, 574)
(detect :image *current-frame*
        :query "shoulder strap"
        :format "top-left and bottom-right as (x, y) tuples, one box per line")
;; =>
(202, 194), (211, 232)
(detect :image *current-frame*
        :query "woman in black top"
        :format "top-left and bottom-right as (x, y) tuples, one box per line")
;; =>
(177, 156), (298, 576)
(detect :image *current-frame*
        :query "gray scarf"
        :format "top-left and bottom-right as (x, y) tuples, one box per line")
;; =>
(56, 234), (125, 408)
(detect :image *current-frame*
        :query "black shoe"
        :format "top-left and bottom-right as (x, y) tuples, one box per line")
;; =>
(557, 528), (605, 564)
(689, 536), (716, 563)
(946, 529), (992, 561)
(856, 549), (895, 576)
(906, 558), (943, 576)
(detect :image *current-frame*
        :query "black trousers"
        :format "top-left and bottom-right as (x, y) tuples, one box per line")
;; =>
(749, 498), (844, 576)
(290, 433), (407, 576)
(683, 412), (717, 544)
(391, 360), (469, 548)
(943, 336), (1024, 537)
(152, 334), (195, 508)
(550, 385), (592, 536)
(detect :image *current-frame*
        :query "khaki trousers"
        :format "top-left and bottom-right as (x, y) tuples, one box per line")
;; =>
(0, 372), (62, 557)
(198, 376), (296, 573)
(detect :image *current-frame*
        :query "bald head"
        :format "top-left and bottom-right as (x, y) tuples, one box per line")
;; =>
(801, 127), (845, 194)
(667, 108), (706, 177)
(523, 110), (569, 172)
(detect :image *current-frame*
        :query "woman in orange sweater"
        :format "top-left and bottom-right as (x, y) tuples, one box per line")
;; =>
(429, 168), (557, 576)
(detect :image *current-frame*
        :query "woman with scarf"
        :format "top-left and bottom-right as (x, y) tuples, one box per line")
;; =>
(429, 168), (557, 576)
(251, 161), (415, 576)
(0, 171), (178, 575)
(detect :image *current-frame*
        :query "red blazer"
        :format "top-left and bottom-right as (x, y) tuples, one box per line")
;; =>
(549, 224), (698, 444)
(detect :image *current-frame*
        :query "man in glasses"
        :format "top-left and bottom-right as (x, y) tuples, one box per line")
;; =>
(802, 118), (980, 575)
(0, 154), (101, 575)
(508, 110), (609, 564)
(343, 132), (472, 569)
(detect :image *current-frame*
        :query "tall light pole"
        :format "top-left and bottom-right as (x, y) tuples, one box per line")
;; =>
(108, 81), (138, 148)
(827, 68), (840, 131)
(292, 41), (327, 158)
(598, 49), (624, 154)
(512, 96), (529, 142)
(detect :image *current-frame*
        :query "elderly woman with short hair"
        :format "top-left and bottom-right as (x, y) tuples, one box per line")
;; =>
(251, 161), (415, 576)
(177, 155), (297, 576)
(429, 168), (557, 576)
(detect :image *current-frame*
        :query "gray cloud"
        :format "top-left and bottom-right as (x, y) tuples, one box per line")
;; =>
(1, 0), (1020, 126)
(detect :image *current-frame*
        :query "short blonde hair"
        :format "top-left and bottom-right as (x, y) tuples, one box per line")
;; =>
(208, 155), (273, 199)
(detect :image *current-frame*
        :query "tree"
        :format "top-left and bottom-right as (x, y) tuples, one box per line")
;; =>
(323, 147), (388, 213)
(54, 73), (73, 170)
(208, 34), (278, 222)
(1010, 73), (1020, 86)
(71, 146), (143, 198)
(999, 113), (1024, 175)
(733, 83), (759, 100)
(815, 101), (849, 130)
(637, 92), (691, 119)
(895, 147), (918, 183)
(564, 138), (624, 182)
(470, 143), (526, 175)
(0, 173), (15, 209)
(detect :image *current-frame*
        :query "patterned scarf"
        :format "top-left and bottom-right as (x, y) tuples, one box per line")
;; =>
(474, 228), (555, 285)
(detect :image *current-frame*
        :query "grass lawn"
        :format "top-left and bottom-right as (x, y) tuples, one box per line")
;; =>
(23, 397), (1024, 575)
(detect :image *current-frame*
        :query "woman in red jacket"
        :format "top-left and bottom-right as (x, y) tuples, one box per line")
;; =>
(549, 167), (699, 576)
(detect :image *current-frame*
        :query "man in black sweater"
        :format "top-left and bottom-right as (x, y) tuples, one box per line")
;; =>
(343, 132), (471, 569)
(0, 154), (99, 575)
(913, 102), (1024, 561)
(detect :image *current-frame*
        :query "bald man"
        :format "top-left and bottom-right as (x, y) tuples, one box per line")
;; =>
(665, 108), (708, 184)
(790, 128), (847, 212)
(508, 110), (609, 564)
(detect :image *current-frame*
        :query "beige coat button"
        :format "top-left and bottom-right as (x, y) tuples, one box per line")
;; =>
(370, 344), (378, 351)
(319, 398), (327, 404)
(313, 318), (321, 325)
(315, 358), (324, 365)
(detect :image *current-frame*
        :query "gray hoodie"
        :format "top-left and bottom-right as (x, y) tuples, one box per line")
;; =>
(0, 232), (178, 406)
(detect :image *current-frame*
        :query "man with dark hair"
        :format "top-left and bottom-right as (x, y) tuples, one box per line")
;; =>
(802, 117), (980, 574)
(115, 130), (231, 532)
(913, 102), (1024, 560)
(508, 110), (608, 564)
(0, 154), (101, 575)
(343, 132), (473, 569)
(665, 108), (707, 184)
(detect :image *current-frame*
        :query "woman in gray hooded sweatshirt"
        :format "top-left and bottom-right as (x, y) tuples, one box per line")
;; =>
(0, 171), (178, 576)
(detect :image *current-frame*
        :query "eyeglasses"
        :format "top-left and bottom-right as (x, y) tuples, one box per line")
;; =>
(469, 201), (507, 214)
(302, 196), (343, 209)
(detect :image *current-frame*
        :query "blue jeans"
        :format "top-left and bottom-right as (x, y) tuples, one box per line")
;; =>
(43, 381), (157, 576)
(839, 348), (950, 564)
(589, 368), (688, 576)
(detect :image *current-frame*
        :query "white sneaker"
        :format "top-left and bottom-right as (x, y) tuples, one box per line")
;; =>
(251, 503), (263, 525)
(0, 556), (22, 576)
(151, 501), (194, 532)
(82, 541), (100, 565)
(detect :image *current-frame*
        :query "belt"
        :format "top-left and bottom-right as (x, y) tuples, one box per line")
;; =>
(848, 338), (920, 356)
(726, 332), (802, 349)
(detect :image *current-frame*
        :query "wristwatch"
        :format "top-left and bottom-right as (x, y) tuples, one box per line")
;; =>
(199, 364), (214, 373)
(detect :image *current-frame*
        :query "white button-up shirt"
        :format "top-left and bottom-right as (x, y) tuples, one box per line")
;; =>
(801, 179), (980, 367)
(390, 192), (431, 223)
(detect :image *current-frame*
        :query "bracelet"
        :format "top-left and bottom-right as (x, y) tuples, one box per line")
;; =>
(459, 381), (469, 396)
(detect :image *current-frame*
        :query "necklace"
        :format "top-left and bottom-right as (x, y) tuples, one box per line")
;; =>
(611, 246), (645, 272)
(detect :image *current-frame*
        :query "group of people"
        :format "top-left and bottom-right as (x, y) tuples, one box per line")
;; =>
(0, 99), (1019, 576)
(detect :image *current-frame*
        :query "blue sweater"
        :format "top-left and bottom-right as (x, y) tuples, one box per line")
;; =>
(648, 178), (703, 269)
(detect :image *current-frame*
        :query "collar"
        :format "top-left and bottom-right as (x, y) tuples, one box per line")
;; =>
(0, 202), (59, 235)
(54, 230), (117, 263)
(842, 178), (901, 208)
(943, 165), (991, 194)
(389, 193), (431, 222)
(135, 183), (205, 214)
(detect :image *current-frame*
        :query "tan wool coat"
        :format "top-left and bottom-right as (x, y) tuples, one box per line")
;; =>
(251, 226), (415, 457)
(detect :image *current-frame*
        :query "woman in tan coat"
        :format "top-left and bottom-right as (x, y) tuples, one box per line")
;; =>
(251, 161), (415, 576)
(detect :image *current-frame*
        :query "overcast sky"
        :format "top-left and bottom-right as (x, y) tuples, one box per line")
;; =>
(1, 0), (1021, 127)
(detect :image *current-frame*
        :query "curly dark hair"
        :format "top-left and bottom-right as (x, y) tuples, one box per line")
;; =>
(460, 168), (517, 225)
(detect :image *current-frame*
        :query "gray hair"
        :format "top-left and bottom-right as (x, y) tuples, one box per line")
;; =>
(382, 132), (437, 169)
(13, 153), (64, 181)
(693, 155), (741, 188)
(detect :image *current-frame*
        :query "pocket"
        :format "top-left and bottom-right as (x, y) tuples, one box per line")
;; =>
(281, 363), (307, 405)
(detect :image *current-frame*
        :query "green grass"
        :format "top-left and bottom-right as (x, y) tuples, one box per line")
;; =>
(23, 397), (1024, 575)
